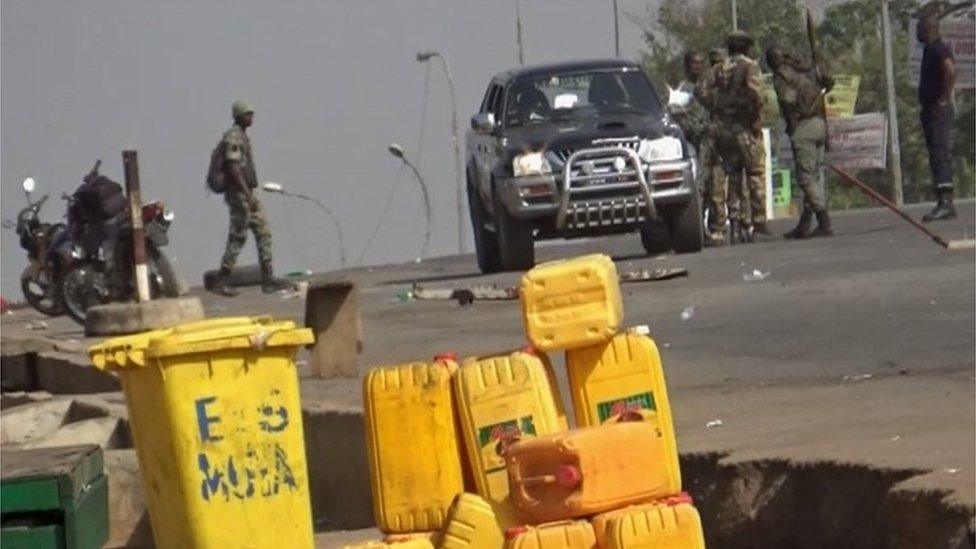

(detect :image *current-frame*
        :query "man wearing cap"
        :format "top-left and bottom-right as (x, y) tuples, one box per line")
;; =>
(210, 99), (288, 297)
(701, 31), (768, 244)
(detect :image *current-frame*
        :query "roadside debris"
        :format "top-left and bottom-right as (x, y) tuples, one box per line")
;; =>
(619, 267), (689, 283)
(945, 468), (960, 475)
(25, 320), (48, 331)
(890, 435), (902, 442)
(842, 373), (874, 383)
(705, 419), (724, 428)
(681, 306), (695, 322)
(742, 269), (771, 282)
(410, 283), (518, 306)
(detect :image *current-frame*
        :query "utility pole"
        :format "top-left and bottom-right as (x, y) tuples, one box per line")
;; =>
(122, 150), (150, 303)
(880, 0), (904, 205)
(731, 0), (739, 31)
(417, 51), (465, 254)
(515, 0), (525, 65)
(612, 0), (620, 57)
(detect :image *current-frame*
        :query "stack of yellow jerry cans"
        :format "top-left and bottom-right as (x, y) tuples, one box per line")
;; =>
(348, 254), (705, 549)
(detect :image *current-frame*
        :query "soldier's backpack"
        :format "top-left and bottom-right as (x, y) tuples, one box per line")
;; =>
(75, 175), (126, 219)
(206, 140), (226, 194)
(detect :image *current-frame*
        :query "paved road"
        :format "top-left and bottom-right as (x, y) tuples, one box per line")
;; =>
(3, 201), (974, 537)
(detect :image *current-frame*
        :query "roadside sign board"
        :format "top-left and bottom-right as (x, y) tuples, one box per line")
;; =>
(778, 112), (887, 171)
(824, 75), (860, 118)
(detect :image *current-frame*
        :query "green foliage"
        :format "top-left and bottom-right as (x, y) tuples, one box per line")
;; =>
(641, 0), (975, 208)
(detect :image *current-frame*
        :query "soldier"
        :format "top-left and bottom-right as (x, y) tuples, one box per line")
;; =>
(766, 45), (834, 238)
(669, 51), (717, 242)
(703, 31), (768, 244)
(916, 13), (958, 222)
(209, 100), (289, 297)
(696, 47), (730, 245)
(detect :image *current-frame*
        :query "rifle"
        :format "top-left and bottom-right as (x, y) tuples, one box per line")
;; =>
(806, 8), (831, 150)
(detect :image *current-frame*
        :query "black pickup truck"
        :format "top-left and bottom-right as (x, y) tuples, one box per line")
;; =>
(466, 59), (702, 273)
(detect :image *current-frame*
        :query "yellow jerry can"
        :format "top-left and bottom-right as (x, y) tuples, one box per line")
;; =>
(364, 358), (465, 533)
(565, 328), (680, 488)
(342, 537), (435, 549)
(89, 317), (315, 549)
(454, 351), (562, 505)
(520, 254), (623, 352)
(504, 520), (597, 549)
(439, 492), (506, 549)
(603, 494), (704, 549)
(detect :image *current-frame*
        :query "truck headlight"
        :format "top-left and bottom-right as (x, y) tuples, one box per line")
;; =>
(512, 152), (552, 177)
(638, 137), (683, 163)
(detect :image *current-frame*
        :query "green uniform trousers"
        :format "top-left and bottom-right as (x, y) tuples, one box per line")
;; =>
(789, 117), (827, 213)
(221, 190), (273, 270)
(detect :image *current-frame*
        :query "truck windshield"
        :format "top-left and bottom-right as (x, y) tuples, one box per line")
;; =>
(505, 69), (662, 128)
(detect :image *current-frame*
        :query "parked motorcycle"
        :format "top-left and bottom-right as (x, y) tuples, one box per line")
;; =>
(58, 161), (181, 325)
(6, 177), (71, 316)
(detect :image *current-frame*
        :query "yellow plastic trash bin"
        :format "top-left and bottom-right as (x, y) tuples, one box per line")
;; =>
(89, 316), (315, 549)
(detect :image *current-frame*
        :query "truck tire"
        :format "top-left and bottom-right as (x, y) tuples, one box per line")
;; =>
(640, 219), (671, 256)
(468, 183), (501, 273)
(668, 192), (704, 254)
(493, 192), (535, 271)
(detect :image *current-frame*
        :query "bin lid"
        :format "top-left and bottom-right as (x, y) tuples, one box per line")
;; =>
(90, 316), (314, 370)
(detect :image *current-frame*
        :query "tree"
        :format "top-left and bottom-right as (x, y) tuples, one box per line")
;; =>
(639, 0), (974, 208)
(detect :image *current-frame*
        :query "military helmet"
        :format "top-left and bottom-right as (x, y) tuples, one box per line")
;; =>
(708, 47), (728, 64)
(232, 99), (255, 118)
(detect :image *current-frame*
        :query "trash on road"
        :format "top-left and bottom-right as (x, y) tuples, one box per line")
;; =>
(619, 267), (689, 284)
(705, 419), (724, 428)
(25, 320), (48, 331)
(890, 435), (902, 442)
(945, 468), (960, 475)
(396, 290), (414, 302)
(742, 269), (771, 282)
(681, 307), (695, 322)
(411, 284), (518, 305)
(842, 373), (874, 383)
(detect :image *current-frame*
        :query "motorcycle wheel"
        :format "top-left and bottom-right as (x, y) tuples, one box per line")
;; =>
(21, 266), (65, 316)
(59, 263), (108, 325)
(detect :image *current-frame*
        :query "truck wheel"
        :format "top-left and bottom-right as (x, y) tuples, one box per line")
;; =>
(468, 184), (501, 273)
(640, 219), (671, 256)
(493, 193), (535, 271)
(668, 192), (704, 254)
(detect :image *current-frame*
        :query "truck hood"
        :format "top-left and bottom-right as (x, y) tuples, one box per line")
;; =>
(501, 113), (675, 153)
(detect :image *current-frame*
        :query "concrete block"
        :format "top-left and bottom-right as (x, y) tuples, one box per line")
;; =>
(104, 449), (153, 548)
(1, 390), (53, 410)
(35, 352), (121, 394)
(1, 352), (37, 392)
(0, 398), (72, 445)
(22, 416), (124, 450)
(302, 402), (374, 530)
(305, 280), (361, 378)
(85, 296), (205, 337)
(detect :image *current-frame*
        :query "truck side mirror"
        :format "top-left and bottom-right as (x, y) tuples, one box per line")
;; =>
(471, 113), (496, 134)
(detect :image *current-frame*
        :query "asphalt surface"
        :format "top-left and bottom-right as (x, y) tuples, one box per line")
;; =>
(3, 201), (974, 547)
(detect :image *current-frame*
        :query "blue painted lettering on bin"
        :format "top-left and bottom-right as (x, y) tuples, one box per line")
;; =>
(195, 396), (223, 442)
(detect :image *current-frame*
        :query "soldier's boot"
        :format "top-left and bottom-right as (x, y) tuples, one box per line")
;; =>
(784, 207), (814, 239)
(750, 222), (773, 242)
(704, 229), (727, 247)
(260, 262), (291, 294)
(210, 267), (239, 297)
(922, 190), (957, 222)
(810, 209), (834, 238)
(729, 221), (746, 245)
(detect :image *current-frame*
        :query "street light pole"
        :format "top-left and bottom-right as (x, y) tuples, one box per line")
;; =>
(388, 144), (432, 258)
(880, 0), (904, 205)
(515, 0), (525, 65)
(417, 51), (465, 254)
(731, 0), (738, 31)
(612, 0), (620, 57)
(262, 183), (348, 267)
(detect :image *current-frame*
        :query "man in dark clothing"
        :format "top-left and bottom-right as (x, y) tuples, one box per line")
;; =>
(917, 14), (957, 222)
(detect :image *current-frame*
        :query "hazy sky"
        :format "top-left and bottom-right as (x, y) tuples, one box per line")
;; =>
(1, 0), (663, 296)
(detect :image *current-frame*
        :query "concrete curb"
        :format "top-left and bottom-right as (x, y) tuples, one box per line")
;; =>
(85, 297), (206, 337)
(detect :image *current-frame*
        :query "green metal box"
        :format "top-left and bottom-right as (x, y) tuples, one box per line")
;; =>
(1, 444), (109, 549)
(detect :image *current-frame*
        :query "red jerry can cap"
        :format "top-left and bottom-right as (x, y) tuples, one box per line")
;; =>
(664, 492), (693, 506)
(556, 464), (582, 488)
(433, 352), (459, 362)
(505, 525), (530, 540)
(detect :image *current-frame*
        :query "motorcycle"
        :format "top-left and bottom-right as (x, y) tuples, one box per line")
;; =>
(58, 160), (182, 325)
(5, 177), (71, 316)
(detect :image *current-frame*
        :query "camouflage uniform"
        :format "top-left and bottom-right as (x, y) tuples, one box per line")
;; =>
(220, 123), (273, 270)
(695, 49), (729, 238)
(705, 37), (766, 236)
(769, 48), (834, 237)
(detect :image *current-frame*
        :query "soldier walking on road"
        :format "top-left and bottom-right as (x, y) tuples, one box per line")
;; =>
(916, 14), (958, 222)
(703, 31), (769, 244)
(209, 100), (289, 297)
(767, 45), (835, 238)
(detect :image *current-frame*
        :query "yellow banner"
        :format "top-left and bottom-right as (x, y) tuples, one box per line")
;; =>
(824, 74), (860, 118)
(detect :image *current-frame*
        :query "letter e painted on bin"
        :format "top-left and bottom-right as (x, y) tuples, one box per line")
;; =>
(195, 396), (223, 442)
